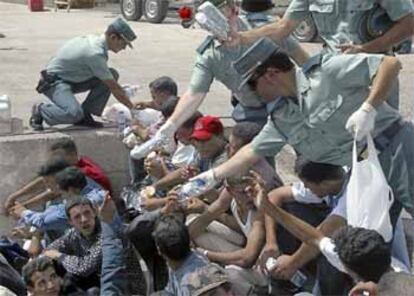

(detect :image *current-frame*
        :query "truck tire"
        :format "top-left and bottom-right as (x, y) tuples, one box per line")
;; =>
(143, 0), (169, 24)
(292, 17), (318, 42)
(121, 0), (143, 21)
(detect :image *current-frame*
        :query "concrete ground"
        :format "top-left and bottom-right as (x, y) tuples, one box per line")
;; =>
(1, 2), (414, 234)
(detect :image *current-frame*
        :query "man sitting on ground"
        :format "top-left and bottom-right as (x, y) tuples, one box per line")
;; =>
(9, 157), (70, 242)
(248, 171), (409, 295)
(151, 213), (236, 296)
(4, 138), (111, 215)
(141, 115), (228, 211)
(44, 197), (103, 291)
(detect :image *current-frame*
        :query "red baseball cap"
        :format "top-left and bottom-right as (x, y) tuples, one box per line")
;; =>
(191, 116), (224, 141)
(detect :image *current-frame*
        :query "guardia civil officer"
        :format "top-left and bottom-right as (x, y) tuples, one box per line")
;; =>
(228, 0), (414, 109)
(136, 0), (310, 159)
(30, 17), (138, 130)
(189, 38), (414, 257)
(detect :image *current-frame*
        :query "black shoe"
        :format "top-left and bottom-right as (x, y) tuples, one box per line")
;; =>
(74, 113), (103, 128)
(29, 104), (44, 131)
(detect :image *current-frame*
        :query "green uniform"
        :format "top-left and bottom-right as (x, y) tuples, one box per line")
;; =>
(251, 53), (414, 218)
(189, 11), (300, 110)
(285, 0), (414, 52)
(47, 34), (114, 83)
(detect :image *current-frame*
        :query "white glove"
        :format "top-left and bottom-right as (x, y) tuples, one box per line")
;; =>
(189, 169), (220, 193)
(345, 102), (377, 141)
(130, 120), (178, 160)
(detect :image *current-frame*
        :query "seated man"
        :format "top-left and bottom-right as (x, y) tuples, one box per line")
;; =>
(44, 197), (103, 291)
(258, 159), (346, 272)
(142, 115), (228, 210)
(187, 121), (282, 245)
(9, 157), (70, 242)
(151, 213), (237, 296)
(30, 17), (138, 130)
(249, 171), (409, 295)
(4, 138), (111, 214)
(22, 193), (128, 296)
(262, 158), (410, 295)
(56, 166), (105, 207)
(135, 76), (178, 111)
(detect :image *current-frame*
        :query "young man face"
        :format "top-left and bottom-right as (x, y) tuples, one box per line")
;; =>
(107, 33), (128, 53)
(68, 204), (97, 237)
(226, 179), (255, 210)
(28, 266), (62, 296)
(150, 88), (170, 109)
(301, 179), (343, 198)
(227, 134), (244, 158)
(176, 126), (193, 145)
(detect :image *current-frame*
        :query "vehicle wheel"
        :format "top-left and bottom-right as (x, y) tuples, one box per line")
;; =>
(121, 0), (143, 21)
(292, 17), (318, 42)
(143, 0), (169, 24)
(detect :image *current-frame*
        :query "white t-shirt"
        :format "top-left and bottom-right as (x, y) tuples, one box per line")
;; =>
(318, 237), (410, 276)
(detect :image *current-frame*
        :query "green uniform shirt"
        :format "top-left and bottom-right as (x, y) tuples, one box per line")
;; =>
(285, 0), (414, 52)
(251, 53), (401, 166)
(189, 11), (300, 108)
(47, 34), (114, 83)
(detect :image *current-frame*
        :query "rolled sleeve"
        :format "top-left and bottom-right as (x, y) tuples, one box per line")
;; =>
(319, 237), (347, 274)
(21, 207), (68, 231)
(251, 118), (286, 157)
(189, 54), (214, 93)
(87, 54), (114, 81)
(285, 0), (311, 22)
(291, 182), (323, 204)
(322, 54), (384, 89)
(380, 0), (414, 21)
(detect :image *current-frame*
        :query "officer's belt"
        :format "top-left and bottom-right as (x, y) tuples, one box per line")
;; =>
(360, 119), (404, 158)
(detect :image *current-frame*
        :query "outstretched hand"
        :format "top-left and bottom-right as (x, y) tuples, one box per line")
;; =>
(243, 170), (270, 211)
(99, 192), (116, 223)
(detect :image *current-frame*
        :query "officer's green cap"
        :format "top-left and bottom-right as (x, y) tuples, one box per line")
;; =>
(108, 17), (137, 48)
(233, 37), (280, 89)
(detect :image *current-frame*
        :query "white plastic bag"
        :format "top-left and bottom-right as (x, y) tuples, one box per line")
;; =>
(346, 135), (394, 242)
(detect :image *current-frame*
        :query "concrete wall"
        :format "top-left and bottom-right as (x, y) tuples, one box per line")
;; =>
(0, 128), (130, 234)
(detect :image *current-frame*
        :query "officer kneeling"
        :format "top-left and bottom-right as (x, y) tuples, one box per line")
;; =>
(30, 17), (137, 130)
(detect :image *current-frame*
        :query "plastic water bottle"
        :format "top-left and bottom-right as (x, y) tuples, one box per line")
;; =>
(123, 85), (141, 99)
(130, 135), (164, 160)
(266, 257), (307, 288)
(0, 95), (11, 121)
(117, 111), (127, 138)
(195, 1), (230, 41)
(176, 178), (207, 202)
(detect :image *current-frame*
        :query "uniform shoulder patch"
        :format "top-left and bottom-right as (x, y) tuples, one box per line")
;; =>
(196, 35), (215, 54)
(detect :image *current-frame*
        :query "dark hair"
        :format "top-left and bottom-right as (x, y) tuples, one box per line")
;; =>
(38, 156), (69, 177)
(260, 50), (295, 73)
(22, 257), (57, 287)
(65, 196), (95, 218)
(294, 156), (345, 184)
(333, 226), (391, 282)
(160, 96), (179, 118)
(231, 121), (261, 145)
(377, 272), (414, 295)
(241, 0), (274, 12)
(49, 138), (78, 155)
(181, 111), (203, 129)
(56, 167), (87, 191)
(152, 214), (191, 261)
(149, 76), (178, 96)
